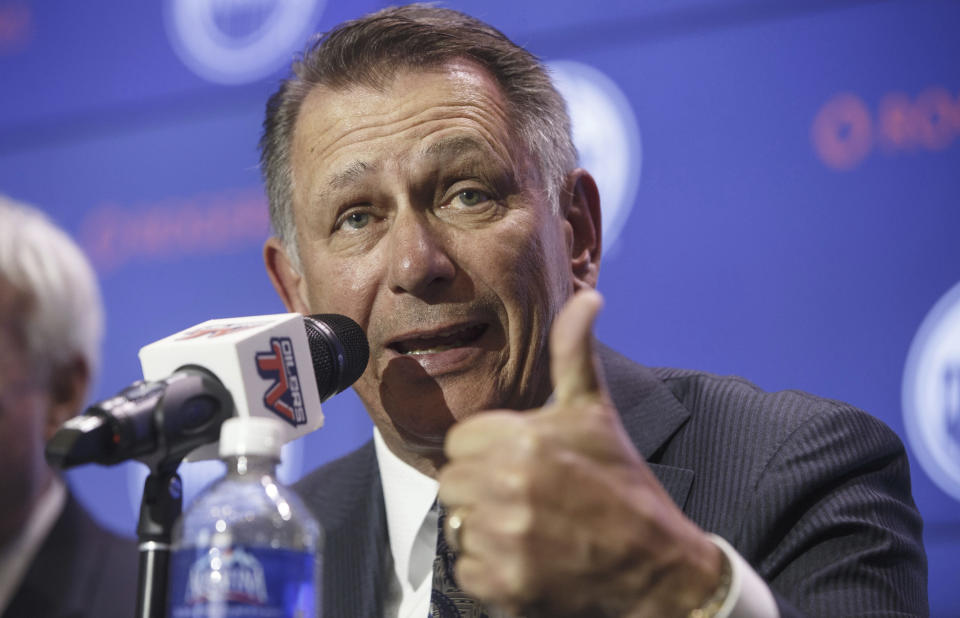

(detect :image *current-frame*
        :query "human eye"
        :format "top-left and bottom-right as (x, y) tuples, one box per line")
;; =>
(334, 207), (374, 232)
(343, 211), (370, 229)
(435, 180), (506, 226)
(455, 189), (490, 207)
(445, 188), (493, 209)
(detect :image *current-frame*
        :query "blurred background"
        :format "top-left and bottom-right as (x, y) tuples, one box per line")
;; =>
(1, 0), (957, 612)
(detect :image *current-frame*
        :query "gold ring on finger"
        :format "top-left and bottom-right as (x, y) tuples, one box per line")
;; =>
(445, 506), (469, 553)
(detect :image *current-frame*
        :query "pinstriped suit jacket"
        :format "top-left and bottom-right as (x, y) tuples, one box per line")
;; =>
(294, 345), (928, 617)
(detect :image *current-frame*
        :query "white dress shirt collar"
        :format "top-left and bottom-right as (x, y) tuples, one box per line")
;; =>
(374, 428), (438, 618)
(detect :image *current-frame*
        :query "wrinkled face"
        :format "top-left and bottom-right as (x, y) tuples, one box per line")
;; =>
(277, 61), (576, 462)
(0, 279), (51, 546)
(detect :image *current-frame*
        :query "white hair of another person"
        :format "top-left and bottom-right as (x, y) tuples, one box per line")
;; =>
(0, 194), (104, 382)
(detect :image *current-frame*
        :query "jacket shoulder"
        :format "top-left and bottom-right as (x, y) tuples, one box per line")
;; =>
(649, 365), (902, 450)
(644, 367), (926, 615)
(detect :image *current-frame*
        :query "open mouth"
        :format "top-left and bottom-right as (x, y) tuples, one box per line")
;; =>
(389, 323), (488, 356)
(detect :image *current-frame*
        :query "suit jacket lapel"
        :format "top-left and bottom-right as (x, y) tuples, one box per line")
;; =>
(297, 441), (388, 618)
(599, 344), (695, 509)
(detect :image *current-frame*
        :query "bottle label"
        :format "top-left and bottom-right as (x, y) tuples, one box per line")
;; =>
(168, 546), (317, 618)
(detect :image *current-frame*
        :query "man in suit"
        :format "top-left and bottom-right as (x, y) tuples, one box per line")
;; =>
(0, 196), (138, 618)
(261, 5), (927, 616)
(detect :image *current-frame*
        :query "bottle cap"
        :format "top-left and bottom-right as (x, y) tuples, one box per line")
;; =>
(219, 416), (285, 458)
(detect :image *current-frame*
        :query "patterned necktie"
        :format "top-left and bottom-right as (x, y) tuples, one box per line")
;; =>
(429, 504), (489, 618)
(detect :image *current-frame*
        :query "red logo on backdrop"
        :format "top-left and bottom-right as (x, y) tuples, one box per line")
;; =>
(812, 87), (960, 171)
(79, 187), (270, 273)
(255, 337), (306, 426)
(0, 4), (33, 53)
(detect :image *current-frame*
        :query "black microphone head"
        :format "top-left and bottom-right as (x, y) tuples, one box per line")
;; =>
(45, 413), (114, 469)
(304, 313), (369, 401)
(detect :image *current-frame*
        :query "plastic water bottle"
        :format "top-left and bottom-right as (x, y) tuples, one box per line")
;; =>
(167, 417), (321, 617)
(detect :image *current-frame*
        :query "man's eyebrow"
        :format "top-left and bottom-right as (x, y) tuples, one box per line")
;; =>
(420, 136), (492, 161)
(323, 138), (497, 193)
(327, 160), (377, 190)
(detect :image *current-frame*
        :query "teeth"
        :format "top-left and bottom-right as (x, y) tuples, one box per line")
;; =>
(403, 342), (461, 355)
(402, 335), (470, 355)
(393, 324), (486, 355)
(418, 326), (468, 340)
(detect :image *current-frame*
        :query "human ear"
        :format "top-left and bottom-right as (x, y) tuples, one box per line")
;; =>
(563, 169), (602, 290)
(264, 237), (310, 314)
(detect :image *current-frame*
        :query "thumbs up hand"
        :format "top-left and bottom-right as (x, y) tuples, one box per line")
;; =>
(438, 290), (724, 617)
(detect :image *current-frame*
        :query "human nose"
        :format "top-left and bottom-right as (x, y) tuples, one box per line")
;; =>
(385, 208), (456, 297)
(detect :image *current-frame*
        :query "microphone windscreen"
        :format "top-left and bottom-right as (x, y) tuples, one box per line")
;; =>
(304, 314), (369, 401)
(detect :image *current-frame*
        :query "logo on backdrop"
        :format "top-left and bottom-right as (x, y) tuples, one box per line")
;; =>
(547, 61), (642, 252)
(812, 87), (960, 171)
(0, 3), (33, 53)
(903, 279), (960, 502)
(256, 337), (307, 426)
(80, 186), (270, 273)
(164, 0), (325, 85)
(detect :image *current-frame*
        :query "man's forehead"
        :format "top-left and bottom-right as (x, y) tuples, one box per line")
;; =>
(323, 135), (503, 190)
(292, 60), (521, 192)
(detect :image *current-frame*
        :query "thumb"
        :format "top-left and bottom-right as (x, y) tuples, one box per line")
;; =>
(550, 289), (605, 405)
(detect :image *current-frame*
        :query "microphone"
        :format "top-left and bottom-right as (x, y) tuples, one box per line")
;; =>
(45, 313), (368, 470)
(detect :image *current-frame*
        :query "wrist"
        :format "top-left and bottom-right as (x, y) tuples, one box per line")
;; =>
(625, 528), (728, 618)
(688, 536), (733, 618)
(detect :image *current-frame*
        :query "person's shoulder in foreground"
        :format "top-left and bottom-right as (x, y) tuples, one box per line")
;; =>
(0, 195), (138, 618)
(4, 492), (139, 618)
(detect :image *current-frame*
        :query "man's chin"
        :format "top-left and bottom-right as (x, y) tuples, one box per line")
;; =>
(375, 389), (501, 467)
(370, 413), (454, 474)
(392, 420), (449, 451)
(383, 397), (472, 447)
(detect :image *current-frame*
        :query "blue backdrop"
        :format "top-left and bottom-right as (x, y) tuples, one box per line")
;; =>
(1, 0), (957, 613)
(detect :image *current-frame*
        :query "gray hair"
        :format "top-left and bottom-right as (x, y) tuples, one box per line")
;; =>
(259, 3), (577, 270)
(0, 195), (104, 383)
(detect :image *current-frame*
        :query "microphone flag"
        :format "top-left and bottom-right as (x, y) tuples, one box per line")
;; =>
(139, 313), (325, 461)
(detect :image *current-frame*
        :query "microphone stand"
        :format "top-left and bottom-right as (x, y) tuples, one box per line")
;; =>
(136, 460), (184, 618)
